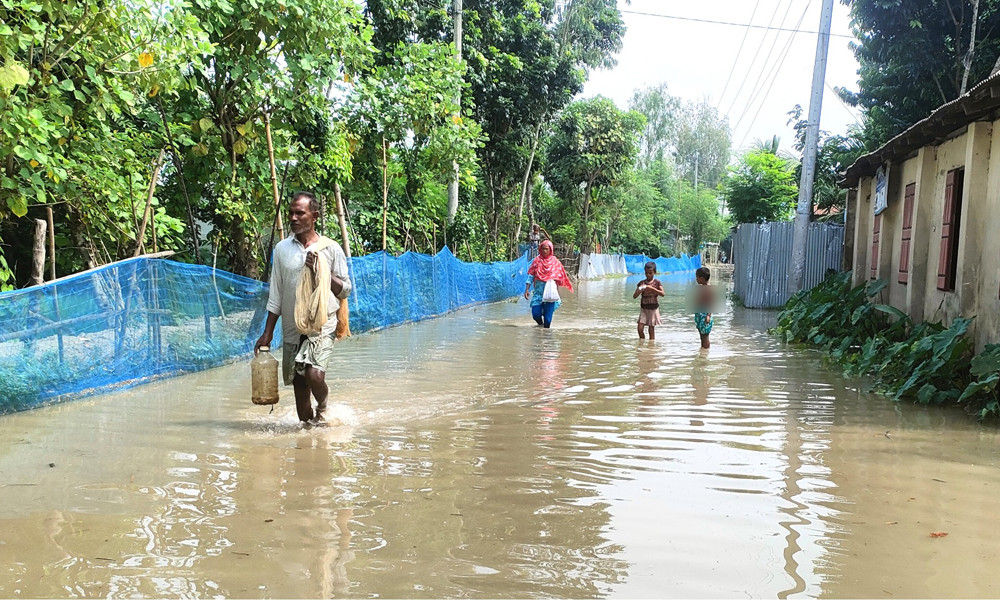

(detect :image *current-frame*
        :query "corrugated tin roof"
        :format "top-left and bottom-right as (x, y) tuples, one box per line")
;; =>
(841, 70), (1000, 188)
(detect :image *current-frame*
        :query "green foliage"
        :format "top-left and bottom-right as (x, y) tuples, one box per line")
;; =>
(629, 85), (731, 187)
(0, 0), (208, 282)
(961, 344), (1000, 419)
(776, 272), (997, 420)
(543, 96), (644, 251)
(673, 99), (731, 189)
(628, 83), (680, 168)
(787, 104), (866, 219)
(840, 0), (1000, 149)
(723, 149), (798, 224)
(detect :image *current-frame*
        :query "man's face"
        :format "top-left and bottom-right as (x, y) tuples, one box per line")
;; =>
(289, 197), (317, 235)
(644, 265), (655, 279)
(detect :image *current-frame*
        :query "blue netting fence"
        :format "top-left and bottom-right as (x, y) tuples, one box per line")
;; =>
(0, 247), (527, 414)
(624, 254), (701, 274)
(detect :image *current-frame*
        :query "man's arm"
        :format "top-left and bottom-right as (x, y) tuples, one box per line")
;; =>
(255, 312), (280, 352)
(329, 246), (352, 299)
(257, 245), (283, 352)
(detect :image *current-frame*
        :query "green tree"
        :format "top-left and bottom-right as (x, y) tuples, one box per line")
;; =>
(672, 183), (728, 255)
(543, 96), (644, 252)
(0, 0), (208, 287)
(840, 0), (1000, 148)
(674, 98), (731, 188)
(602, 168), (668, 255)
(345, 41), (484, 253)
(723, 149), (798, 224)
(787, 104), (866, 219)
(161, 0), (372, 276)
(628, 83), (681, 168)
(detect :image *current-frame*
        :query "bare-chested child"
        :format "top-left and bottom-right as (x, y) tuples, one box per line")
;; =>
(694, 266), (713, 349)
(633, 261), (665, 339)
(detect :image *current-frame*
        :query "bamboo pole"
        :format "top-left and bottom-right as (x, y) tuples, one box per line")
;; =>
(134, 149), (166, 257)
(47, 206), (64, 362)
(46, 206), (55, 280)
(31, 218), (46, 286)
(264, 110), (284, 239)
(333, 181), (351, 339)
(381, 137), (389, 251)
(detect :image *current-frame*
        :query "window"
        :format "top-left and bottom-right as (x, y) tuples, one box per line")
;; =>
(870, 213), (881, 280)
(898, 183), (915, 284)
(937, 167), (964, 291)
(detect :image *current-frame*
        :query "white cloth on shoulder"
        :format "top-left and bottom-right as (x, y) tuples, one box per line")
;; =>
(294, 237), (336, 335)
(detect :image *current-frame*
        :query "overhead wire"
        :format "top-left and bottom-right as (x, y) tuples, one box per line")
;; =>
(826, 80), (863, 126)
(619, 9), (852, 39)
(724, 0), (796, 120)
(735, 1), (814, 148)
(717, 0), (763, 111)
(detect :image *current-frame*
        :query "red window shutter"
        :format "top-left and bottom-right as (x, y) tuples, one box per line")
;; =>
(898, 183), (915, 283)
(870, 213), (881, 279)
(937, 168), (963, 291)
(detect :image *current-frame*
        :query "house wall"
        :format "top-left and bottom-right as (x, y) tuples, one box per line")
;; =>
(922, 134), (968, 324)
(851, 177), (874, 288)
(850, 121), (1000, 351)
(885, 158), (918, 310)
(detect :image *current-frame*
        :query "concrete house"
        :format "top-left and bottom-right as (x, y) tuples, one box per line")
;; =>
(842, 72), (1000, 352)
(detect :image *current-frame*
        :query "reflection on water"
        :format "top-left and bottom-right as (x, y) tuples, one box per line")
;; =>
(2, 274), (1000, 598)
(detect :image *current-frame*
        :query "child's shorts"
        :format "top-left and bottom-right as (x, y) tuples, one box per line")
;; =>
(695, 312), (713, 335)
(638, 307), (662, 326)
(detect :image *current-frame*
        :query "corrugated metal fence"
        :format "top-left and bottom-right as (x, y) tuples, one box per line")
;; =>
(733, 222), (844, 308)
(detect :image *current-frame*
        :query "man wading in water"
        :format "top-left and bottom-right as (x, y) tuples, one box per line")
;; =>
(255, 192), (352, 425)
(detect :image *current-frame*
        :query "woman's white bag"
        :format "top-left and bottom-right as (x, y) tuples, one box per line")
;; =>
(542, 279), (561, 303)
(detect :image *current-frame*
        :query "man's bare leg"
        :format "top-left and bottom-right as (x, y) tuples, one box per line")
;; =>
(303, 365), (329, 422)
(292, 374), (314, 422)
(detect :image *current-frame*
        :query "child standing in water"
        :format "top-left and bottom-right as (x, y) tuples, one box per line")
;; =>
(633, 261), (664, 339)
(694, 266), (713, 349)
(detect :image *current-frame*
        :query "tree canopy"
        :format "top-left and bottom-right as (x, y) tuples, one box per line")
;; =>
(840, 0), (1000, 149)
(723, 149), (798, 225)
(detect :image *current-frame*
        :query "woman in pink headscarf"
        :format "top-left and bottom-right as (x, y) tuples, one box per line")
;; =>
(523, 240), (574, 328)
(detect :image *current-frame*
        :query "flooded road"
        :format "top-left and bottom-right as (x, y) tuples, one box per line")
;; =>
(2, 274), (999, 598)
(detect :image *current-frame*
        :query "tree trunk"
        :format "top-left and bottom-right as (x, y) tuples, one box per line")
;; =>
(31, 218), (46, 286)
(579, 179), (594, 253)
(230, 220), (259, 279)
(961, 0), (980, 94)
(134, 149), (166, 257)
(513, 123), (542, 253)
(156, 96), (201, 264)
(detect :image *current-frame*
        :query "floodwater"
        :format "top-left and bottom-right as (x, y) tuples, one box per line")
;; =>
(2, 273), (999, 599)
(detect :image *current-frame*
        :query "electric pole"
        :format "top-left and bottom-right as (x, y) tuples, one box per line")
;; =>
(447, 0), (463, 225)
(789, 0), (834, 294)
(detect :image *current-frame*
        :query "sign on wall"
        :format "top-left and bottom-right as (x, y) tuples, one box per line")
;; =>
(873, 164), (889, 215)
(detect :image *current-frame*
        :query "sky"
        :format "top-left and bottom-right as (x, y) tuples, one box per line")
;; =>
(582, 0), (863, 156)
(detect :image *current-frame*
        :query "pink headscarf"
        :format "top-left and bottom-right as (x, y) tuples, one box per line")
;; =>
(528, 240), (574, 291)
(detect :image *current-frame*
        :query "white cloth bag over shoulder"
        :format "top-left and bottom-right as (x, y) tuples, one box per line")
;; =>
(542, 279), (560, 303)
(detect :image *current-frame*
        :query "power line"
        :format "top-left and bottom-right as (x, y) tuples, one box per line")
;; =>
(736, 1), (813, 148)
(826, 80), (863, 126)
(723, 0), (788, 119)
(734, 0), (810, 134)
(619, 9), (853, 39)
(726, 0), (796, 120)
(717, 0), (762, 111)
